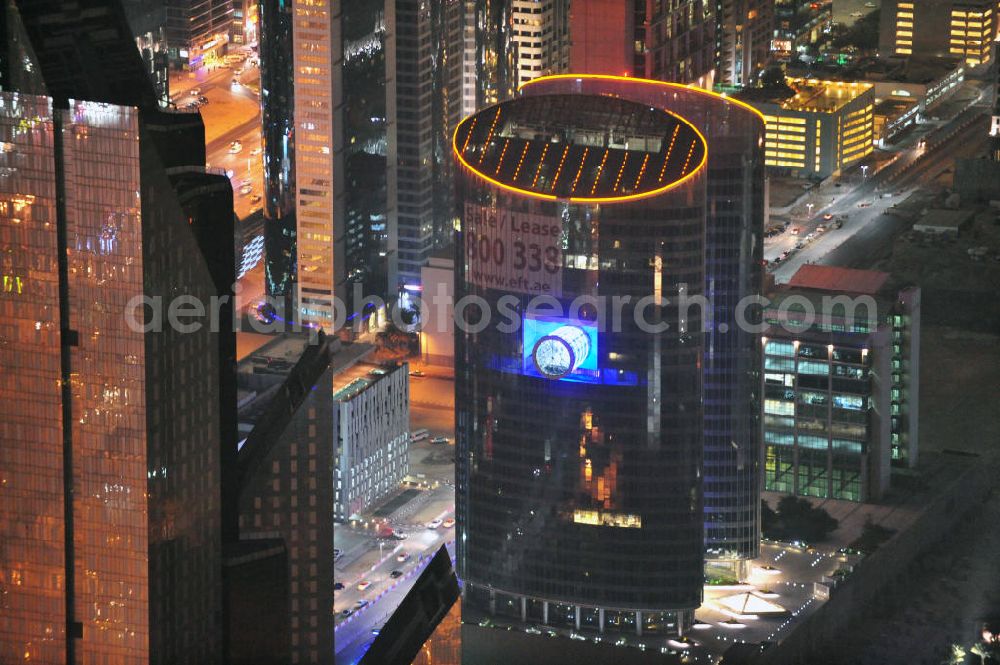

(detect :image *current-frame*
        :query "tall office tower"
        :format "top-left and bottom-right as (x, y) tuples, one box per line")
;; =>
(880, 0), (997, 65)
(386, 0), (466, 287)
(518, 76), (766, 579)
(291, 0), (345, 329)
(473, 0), (517, 107)
(122, 0), (171, 105)
(430, 0), (466, 248)
(260, 0), (296, 299)
(569, 0), (717, 87)
(454, 91), (710, 637)
(387, 0), (434, 286)
(718, 0), (774, 87)
(460, 0), (477, 117)
(343, 1), (393, 314)
(511, 0), (570, 85)
(261, 0), (393, 323)
(165, 0), (234, 68)
(0, 1), (233, 663)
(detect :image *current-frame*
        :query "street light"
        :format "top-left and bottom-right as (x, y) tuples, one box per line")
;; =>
(861, 165), (869, 180)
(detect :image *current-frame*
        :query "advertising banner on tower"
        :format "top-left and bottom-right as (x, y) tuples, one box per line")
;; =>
(463, 203), (562, 297)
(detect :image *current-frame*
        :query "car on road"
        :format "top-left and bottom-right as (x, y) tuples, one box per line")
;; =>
(822, 213), (834, 221)
(334, 548), (342, 559)
(390, 570), (403, 579)
(858, 201), (871, 208)
(430, 436), (449, 445)
(334, 582), (344, 591)
(239, 184), (253, 196)
(410, 428), (429, 442)
(230, 141), (243, 154)
(804, 233), (815, 241)
(231, 78), (240, 86)
(427, 519), (443, 529)
(396, 552), (410, 563)
(850, 11), (863, 17)
(341, 608), (353, 617)
(189, 88), (201, 96)
(442, 518), (455, 528)
(409, 370), (425, 377)
(790, 227), (801, 235)
(250, 194), (262, 205)
(357, 580), (371, 591)
(251, 147), (263, 156)
(392, 532), (408, 540)
(354, 600), (369, 610)
(198, 96), (209, 104)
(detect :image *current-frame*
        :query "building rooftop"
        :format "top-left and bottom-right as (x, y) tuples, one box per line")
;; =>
(739, 78), (873, 114)
(8, 0), (160, 109)
(454, 94), (706, 202)
(331, 361), (402, 401)
(874, 97), (918, 118)
(914, 208), (974, 230)
(786, 264), (890, 295)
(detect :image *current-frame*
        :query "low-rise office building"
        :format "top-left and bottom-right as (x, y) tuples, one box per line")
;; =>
(762, 266), (920, 503)
(880, 0), (996, 66)
(740, 78), (875, 178)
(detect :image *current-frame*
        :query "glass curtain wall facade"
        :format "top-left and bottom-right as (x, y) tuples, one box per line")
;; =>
(0, 90), (226, 665)
(519, 75), (766, 572)
(454, 92), (709, 636)
(260, 0), (296, 299)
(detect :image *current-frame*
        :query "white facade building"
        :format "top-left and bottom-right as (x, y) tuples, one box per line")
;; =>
(334, 361), (411, 521)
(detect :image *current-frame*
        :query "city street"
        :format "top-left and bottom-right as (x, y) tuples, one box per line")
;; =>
(169, 52), (264, 222)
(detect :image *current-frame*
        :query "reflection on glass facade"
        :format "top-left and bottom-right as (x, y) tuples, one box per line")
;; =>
(454, 93), (708, 636)
(519, 76), (766, 570)
(0, 91), (225, 665)
(63, 99), (151, 664)
(260, 0), (297, 298)
(0, 91), (66, 665)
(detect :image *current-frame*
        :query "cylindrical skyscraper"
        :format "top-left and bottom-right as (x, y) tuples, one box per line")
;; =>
(520, 76), (767, 578)
(454, 92), (710, 636)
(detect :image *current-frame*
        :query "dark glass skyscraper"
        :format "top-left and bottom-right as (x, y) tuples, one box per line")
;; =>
(259, 0), (296, 299)
(454, 92), (710, 636)
(519, 75), (767, 576)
